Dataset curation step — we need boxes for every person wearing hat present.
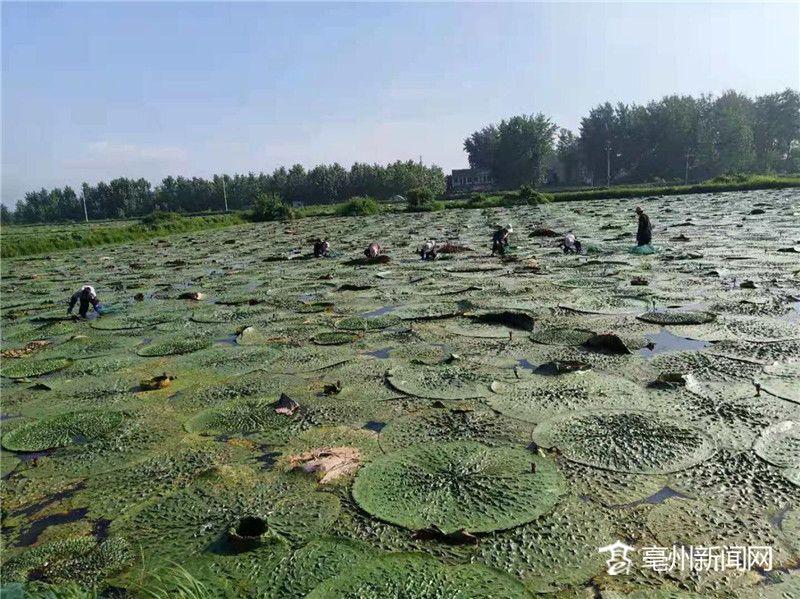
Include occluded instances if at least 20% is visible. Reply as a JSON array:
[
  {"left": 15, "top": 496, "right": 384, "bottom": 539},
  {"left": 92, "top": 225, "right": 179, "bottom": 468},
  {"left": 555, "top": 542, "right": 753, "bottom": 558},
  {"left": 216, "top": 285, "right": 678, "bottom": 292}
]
[
  {"left": 635, "top": 207, "right": 652, "bottom": 246},
  {"left": 67, "top": 284, "right": 102, "bottom": 318},
  {"left": 420, "top": 239, "right": 438, "bottom": 261},
  {"left": 364, "top": 242, "right": 382, "bottom": 259},
  {"left": 491, "top": 224, "right": 513, "bottom": 256},
  {"left": 562, "top": 231, "right": 582, "bottom": 254}
]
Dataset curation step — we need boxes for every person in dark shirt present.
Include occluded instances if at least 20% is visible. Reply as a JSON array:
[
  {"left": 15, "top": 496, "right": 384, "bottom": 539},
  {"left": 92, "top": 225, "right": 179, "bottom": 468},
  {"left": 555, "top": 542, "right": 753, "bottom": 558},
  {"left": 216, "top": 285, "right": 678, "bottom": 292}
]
[
  {"left": 491, "top": 224, "right": 513, "bottom": 256},
  {"left": 364, "top": 242, "right": 382, "bottom": 259},
  {"left": 635, "top": 207, "right": 652, "bottom": 246},
  {"left": 67, "top": 285, "right": 102, "bottom": 318}
]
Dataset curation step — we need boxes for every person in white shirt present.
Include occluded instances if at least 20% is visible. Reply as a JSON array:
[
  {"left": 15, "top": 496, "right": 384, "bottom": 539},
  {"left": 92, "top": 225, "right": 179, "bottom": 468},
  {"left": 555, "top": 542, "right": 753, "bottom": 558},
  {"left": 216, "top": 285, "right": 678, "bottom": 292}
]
[{"left": 562, "top": 231, "right": 582, "bottom": 254}]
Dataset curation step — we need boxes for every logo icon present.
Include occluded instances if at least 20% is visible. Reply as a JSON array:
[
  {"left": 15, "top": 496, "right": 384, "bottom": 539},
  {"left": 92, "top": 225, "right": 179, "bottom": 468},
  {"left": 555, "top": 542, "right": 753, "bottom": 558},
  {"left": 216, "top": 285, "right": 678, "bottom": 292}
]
[{"left": 598, "top": 540, "right": 636, "bottom": 575}]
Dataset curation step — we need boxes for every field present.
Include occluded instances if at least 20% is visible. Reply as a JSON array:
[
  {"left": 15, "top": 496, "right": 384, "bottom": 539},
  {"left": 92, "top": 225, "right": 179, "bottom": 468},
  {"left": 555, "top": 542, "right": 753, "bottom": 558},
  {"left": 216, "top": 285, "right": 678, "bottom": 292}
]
[{"left": 1, "top": 189, "right": 799, "bottom": 597}]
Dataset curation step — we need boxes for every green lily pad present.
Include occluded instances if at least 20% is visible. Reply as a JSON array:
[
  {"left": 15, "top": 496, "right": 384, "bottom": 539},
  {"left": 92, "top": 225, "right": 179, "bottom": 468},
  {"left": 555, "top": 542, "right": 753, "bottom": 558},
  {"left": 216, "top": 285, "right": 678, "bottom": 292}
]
[
  {"left": 533, "top": 410, "right": 715, "bottom": 474},
  {"left": 136, "top": 336, "right": 211, "bottom": 356},
  {"left": 2, "top": 410, "right": 124, "bottom": 452},
  {"left": 307, "top": 553, "right": 532, "bottom": 599},
  {"left": 352, "top": 441, "right": 565, "bottom": 534},
  {"left": 637, "top": 310, "right": 716, "bottom": 325},
  {"left": 753, "top": 421, "right": 799, "bottom": 468},
  {"left": 2, "top": 357, "right": 72, "bottom": 379},
  {"left": 379, "top": 407, "right": 530, "bottom": 452},
  {"left": 313, "top": 331, "right": 361, "bottom": 345},
  {"left": 386, "top": 364, "right": 495, "bottom": 400}
]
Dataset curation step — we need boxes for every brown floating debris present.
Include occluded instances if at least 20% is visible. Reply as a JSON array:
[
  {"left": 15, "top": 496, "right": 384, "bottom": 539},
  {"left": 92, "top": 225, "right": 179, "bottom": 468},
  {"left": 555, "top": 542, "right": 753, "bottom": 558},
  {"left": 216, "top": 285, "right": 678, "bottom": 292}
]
[
  {"left": 140, "top": 373, "right": 176, "bottom": 391},
  {"left": 1, "top": 340, "right": 50, "bottom": 359},
  {"left": 275, "top": 393, "right": 300, "bottom": 416},
  {"left": 322, "top": 380, "right": 343, "bottom": 395},
  {"left": 287, "top": 446, "right": 361, "bottom": 484},
  {"left": 630, "top": 276, "right": 649, "bottom": 286},
  {"left": 178, "top": 291, "right": 205, "bottom": 301},
  {"left": 582, "top": 333, "right": 633, "bottom": 355}
]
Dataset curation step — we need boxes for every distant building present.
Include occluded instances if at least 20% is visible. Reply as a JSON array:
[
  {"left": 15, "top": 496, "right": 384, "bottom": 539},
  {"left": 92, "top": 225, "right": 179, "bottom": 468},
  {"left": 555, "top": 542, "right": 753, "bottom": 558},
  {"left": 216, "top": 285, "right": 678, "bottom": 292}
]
[{"left": 447, "top": 168, "right": 495, "bottom": 193}]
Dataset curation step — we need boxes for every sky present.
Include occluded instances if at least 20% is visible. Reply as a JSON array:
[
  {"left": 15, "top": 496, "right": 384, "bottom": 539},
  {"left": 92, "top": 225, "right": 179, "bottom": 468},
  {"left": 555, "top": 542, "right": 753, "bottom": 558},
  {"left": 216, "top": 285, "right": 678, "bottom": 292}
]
[{"left": 2, "top": 2, "right": 798, "bottom": 207}]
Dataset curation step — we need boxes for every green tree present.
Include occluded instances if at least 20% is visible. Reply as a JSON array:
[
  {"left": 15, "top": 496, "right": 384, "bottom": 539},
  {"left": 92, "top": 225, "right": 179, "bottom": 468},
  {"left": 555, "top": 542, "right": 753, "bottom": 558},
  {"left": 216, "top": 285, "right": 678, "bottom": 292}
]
[
  {"left": 250, "top": 192, "right": 294, "bottom": 221},
  {"left": 493, "top": 114, "right": 558, "bottom": 188},
  {"left": 696, "top": 91, "right": 755, "bottom": 178},
  {"left": 556, "top": 128, "right": 583, "bottom": 185},
  {"left": 753, "top": 89, "right": 800, "bottom": 172},
  {"left": 464, "top": 125, "right": 500, "bottom": 170}
]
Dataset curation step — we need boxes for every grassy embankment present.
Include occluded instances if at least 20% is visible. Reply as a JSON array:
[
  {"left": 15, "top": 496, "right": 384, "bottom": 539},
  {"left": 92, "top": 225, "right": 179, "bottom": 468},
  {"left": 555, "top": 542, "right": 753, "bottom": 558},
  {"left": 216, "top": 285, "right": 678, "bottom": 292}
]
[
  {"left": 3, "top": 174, "right": 798, "bottom": 258},
  {"left": 1, "top": 212, "right": 244, "bottom": 258}
]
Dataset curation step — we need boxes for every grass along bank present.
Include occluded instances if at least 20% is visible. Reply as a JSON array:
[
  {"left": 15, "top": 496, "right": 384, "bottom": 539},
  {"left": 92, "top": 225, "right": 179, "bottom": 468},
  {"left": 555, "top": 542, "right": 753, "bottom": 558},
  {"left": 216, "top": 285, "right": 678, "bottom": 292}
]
[
  {"left": 3, "top": 174, "right": 797, "bottom": 258},
  {"left": 1, "top": 212, "right": 245, "bottom": 258}
]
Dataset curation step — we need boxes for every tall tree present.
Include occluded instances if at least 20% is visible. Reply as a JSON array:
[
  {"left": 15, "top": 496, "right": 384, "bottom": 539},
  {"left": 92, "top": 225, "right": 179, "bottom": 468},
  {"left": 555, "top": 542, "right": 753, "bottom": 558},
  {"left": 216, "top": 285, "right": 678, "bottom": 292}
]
[
  {"left": 463, "top": 125, "right": 500, "bottom": 171},
  {"left": 490, "top": 114, "right": 558, "bottom": 187},
  {"left": 753, "top": 89, "right": 800, "bottom": 171}
]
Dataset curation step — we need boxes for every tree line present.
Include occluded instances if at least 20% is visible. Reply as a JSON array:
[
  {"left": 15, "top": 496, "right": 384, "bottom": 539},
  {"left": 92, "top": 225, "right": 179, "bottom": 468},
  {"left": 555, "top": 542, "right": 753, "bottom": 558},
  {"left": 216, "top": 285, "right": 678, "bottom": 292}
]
[
  {"left": 4, "top": 160, "right": 445, "bottom": 224},
  {"left": 464, "top": 89, "right": 799, "bottom": 188},
  {"left": 4, "top": 88, "right": 797, "bottom": 225}
]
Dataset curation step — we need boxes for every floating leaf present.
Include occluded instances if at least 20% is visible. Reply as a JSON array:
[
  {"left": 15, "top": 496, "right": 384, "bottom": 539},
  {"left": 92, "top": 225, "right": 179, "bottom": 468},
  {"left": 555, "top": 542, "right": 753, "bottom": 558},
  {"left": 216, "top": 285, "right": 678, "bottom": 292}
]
[{"left": 352, "top": 441, "right": 565, "bottom": 534}]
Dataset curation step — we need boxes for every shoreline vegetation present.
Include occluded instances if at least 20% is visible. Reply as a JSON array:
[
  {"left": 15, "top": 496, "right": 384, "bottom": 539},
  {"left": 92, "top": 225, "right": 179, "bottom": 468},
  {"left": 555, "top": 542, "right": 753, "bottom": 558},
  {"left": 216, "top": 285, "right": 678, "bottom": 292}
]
[{"left": 2, "top": 173, "right": 798, "bottom": 258}]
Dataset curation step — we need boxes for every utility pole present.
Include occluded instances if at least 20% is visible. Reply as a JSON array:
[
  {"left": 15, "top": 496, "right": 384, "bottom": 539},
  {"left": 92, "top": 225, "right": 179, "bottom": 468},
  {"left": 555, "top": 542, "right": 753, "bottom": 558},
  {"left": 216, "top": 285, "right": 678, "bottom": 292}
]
[
  {"left": 222, "top": 177, "right": 229, "bottom": 212},
  {"left": 82, "top": 195, "right": 89, "bottom": 223},
  {"left": 684, "top": 149, "right": 693, "bottom": 185},
  {"left": 605, "top": 142, "right": 611, "bottom": 187}
]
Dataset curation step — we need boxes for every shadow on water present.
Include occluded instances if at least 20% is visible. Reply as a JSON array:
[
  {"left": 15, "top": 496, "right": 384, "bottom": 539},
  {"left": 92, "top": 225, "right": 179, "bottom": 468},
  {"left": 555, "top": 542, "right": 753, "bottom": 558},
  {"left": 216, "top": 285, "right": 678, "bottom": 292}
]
[
  {"left": 92, "top": 518, "right": 112, "bottom": 541},
  {"left": 611, "top": 486, "right": 690, "bottom": 509},
  {"left": 363, "top": 421, "right": 386, "bottom": 433},
  {"left": 639, "top": 329, "right": 710, "bottom": 358},
  {"left": 13, "top": 483, "right": 86, "bottom": 518},
  {"left": 256, "top": 451, "right": 281, "bottom": 470},
  {"left": 363, "top": 347, "right": 393, "bottom": 359},
  {"left": 516, "top": 359, "right": 538, "bottom": 371},
  {"left": 16, "top": 507, "right": 89, "bottom": 547},
  {"left": 216, "top": 333, "right": 238, "bottom": 346}
]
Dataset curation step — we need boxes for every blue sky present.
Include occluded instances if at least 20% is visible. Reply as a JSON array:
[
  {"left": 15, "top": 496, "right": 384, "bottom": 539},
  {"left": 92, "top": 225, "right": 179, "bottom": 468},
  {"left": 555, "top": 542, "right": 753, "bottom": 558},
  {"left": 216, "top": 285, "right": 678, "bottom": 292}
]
[{"left": 2, "top": 2, "right": 798, "bottom": 206}]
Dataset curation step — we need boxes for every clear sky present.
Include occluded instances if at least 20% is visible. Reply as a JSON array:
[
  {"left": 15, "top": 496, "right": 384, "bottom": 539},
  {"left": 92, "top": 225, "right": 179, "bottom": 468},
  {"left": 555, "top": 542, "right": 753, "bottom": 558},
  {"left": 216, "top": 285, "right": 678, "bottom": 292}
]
[{"left": 2, "top": 1, "right": 798, "bottom": 206}]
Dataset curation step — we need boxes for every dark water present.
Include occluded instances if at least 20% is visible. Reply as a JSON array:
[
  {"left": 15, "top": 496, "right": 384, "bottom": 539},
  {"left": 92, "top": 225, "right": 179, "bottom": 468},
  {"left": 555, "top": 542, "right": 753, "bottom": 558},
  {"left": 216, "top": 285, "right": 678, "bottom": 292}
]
[
  {"left": 216, "top": 333, "right": 238, "bottom": 346},
  {"left": 256, "top": 451, "right": 281, "bottom": 469},
  {"left": 13, "top": 483, "right": 86, "bottom": 518},
  {"left": 516, "top": 359, "right": 538, "bottom": 371},
  {"left": 16, "top": 507, "right": 89, "bottom": 547},
  {"left": 363, "top": 421, "right": 386, "bottom": 433},
  {"left": 639, "top": 329, "right": 710, "bottom": 358},
  {"left": 364, "top": 347, "right": 393, "bottom": 359},
  {"left": 611, "top": 486, "right": 690, "bottom": 509}
]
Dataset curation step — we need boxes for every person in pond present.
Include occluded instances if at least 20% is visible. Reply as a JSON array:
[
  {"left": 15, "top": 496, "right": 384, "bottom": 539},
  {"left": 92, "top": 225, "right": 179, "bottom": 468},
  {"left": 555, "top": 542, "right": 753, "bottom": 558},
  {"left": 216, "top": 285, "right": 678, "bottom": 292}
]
[
  {"left": 313, "top": 238, "right": 331, "bottom": 258},
  {"left": 364, "top": 242, "right": 382, "bottom": 259},
  {"left": 635, "top": 206, "right": 652, "bottom": 246},
  {"left": 491, "top": 224, "right": 513, "bottom": 256},
  {"left": 67, "top": 285, "right": 102, "bottom": 318},
  {"left": 420, "top": 239, "right": 438, "bottom": 261},
  {"left": 562, "top": 231, "right": 582, "bottom": 254}
]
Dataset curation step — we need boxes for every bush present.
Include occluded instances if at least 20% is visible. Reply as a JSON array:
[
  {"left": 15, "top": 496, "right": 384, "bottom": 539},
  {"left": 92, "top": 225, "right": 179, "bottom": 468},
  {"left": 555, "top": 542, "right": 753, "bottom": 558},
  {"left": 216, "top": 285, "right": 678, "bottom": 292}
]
[
  {"left": 140, "top": 211, "right": 183, "bottom": 228},
  {"left": 337, "top": 196, "right": 380, "bottom": 216},
  {"left": 250, "top": 193, "right": 295, "bottom": 222},
  {"left": 518, "top": 185, "right": 552, "bottom": 205},
  {"left": 709, "top": 173, "right": 750, "bottom": 184},
  {"left": 406, "top": 187, "right": 443, "bottom": 212}
]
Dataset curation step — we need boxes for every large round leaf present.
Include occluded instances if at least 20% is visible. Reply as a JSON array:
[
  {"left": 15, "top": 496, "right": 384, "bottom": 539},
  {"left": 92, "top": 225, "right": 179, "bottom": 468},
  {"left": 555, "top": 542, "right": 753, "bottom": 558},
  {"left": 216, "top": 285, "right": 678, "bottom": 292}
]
[{"left": 352, "top": 441, "right": 565, "bottom": 534}]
